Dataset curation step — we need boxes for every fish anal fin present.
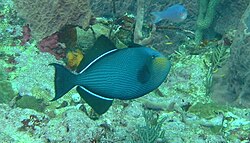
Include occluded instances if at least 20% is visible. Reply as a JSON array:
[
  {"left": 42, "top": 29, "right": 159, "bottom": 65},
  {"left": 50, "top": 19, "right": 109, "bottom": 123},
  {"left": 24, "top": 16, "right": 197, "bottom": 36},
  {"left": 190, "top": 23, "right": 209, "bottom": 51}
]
[{"left": 76, "top": 86, "right": 113, "bottom": 115}]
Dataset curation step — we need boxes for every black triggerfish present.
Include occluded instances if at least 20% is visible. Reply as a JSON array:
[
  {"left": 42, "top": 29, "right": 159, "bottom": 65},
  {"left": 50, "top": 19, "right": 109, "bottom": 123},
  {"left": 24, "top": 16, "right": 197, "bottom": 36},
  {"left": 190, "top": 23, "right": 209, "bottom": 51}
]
[{"left": 50, "top": 35, "right": 171, "bottom": 115}]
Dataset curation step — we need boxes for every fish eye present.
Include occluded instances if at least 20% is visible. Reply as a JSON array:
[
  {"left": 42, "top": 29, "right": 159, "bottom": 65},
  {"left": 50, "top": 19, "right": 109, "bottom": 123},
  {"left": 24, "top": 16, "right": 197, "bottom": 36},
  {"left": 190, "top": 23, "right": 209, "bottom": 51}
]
[{"left": 152, "top": 55, "right": 156, "bottom": 59}]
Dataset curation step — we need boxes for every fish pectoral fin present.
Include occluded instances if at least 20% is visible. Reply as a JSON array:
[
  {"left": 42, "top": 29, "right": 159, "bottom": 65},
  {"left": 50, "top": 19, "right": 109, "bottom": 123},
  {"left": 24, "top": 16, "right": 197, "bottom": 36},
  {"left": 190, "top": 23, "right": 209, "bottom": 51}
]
[
  {"left": 137, "top": 64, "right": 151, "bottom": 84},
  {"left": 76, "top": 86, "right": 113, "bottom": 115}
]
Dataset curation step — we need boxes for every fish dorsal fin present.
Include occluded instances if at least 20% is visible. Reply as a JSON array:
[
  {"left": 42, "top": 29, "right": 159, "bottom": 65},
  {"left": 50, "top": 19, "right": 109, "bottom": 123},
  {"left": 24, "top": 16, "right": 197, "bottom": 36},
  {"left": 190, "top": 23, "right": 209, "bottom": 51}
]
[
  {"left": 137, "top": 64, "right": 151, "bottom": 84},
  {"left": 76, "top": 35, "right": 117, "bottom": 73},
  {"left": 127, "top": 42, "right": 143, "bottom": 48},
  {"left": 76, "top": 86, "right": 113, "bottom": 115}
]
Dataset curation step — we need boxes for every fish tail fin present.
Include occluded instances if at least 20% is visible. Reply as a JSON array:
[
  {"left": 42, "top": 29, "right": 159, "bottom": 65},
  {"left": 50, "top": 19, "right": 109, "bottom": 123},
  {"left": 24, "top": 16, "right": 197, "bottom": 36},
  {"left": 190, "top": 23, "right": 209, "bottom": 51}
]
[
  {"left": 151, "top": 12, "right": 162, "bottom": 24},
  {"left": 50, "top": 63, "right": 77, "bottom": 101}
]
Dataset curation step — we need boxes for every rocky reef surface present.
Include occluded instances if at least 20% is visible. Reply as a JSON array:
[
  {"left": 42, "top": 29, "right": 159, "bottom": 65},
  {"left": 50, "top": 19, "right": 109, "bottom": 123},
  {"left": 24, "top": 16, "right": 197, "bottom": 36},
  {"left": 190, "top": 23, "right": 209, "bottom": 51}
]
[{"left": 0, "top": 0, "right": 249, "bottom": 142}]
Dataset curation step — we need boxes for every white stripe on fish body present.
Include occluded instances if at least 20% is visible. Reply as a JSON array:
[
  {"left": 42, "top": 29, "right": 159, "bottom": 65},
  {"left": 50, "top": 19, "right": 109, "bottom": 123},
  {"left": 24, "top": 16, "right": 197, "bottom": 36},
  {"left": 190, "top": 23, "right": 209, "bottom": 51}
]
[
  {"left": 79, "top": 49, "right": 118, "bottom": 74},
  {"left": 78, "top": 86, "right": 113, "bottom": 101}
]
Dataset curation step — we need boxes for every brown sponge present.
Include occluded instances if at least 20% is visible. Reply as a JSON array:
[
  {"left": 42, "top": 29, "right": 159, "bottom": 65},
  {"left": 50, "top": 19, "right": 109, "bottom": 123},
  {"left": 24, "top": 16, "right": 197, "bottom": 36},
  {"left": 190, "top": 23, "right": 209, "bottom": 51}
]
[{"left": 13, "top": 0, "right": 92, "bottom": 41}]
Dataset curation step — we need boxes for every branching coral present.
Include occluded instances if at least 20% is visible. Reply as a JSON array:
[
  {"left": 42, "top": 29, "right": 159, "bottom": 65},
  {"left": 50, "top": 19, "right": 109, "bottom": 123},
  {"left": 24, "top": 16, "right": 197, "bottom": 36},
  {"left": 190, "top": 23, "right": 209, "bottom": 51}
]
[
  {"left": 195, "top": 0, "right": 221, "bottom": 44},
  {"left": 133, "top": 0, "right": 155, "bottom": 45}
]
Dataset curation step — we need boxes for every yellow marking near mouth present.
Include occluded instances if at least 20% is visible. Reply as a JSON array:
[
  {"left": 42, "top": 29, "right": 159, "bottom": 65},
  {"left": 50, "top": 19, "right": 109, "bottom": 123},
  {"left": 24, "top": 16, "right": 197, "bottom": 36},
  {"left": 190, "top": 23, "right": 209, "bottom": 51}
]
[{"left": 154, "top": 57, "right": 168, "bottom": 68}]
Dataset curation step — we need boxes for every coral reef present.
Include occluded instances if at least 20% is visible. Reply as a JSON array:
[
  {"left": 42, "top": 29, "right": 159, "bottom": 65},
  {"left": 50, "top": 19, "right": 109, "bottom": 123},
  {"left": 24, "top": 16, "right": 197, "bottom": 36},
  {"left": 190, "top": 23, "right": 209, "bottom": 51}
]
[
  {"left": 90, "top": 0, "right": 199, "bottom": 53},
  {"left": 188, "top": 102, "right": 231, "bottom": 119},
  {"left": 0, "top": 104, "right": 48, "bottom": 143},
  {"left": 214, "top": 0, "right": 249, "bottom": 35},
  {"left": 0, "top": 0, "right": 24, "bottom": 47},
  {"left": 163, "top": 51, "right": 208, "bottom": 102},
  {"left": 90, "top": 0, "right": 198, "bottom": 29},
  {"left": 38, "top": 33, "right": 66, "bottom": 59},
  {"left": 16, "top": 95, "right": 47, "bottom": 112},
  {"left": 8, "top": 42, "right": 60, "bottom": 100},
  {"left": 0, "top": 79, "right": 15, "bottom": 104},
  {"left": 58, "top": 26, "right": 77, "bottom": 49},
  {"left": 133, "top": 0, "right": 154, "bottom": 45},
  {"left": 1, "top": 1, "right": 250, "bottom": 142},
  {"left": 43, "top": 109, "right": 100, "bottom": 142},
  {"left": 13, "top": 0, "right": 93, "bottom": 41},
  {"left": 132, "top": 111, "right": 167, "bottom": 142},
  {"left": 1, "top": 41, "right": 249, "bottom": 142},
  {"left": 19, "top": 114, "right": 49, "bottom": 133},
  {"left": 20, "top": 25, "right": 31, "bottom": 46},
  {"left": 195, "top": 0, "right": 221, "bottom": 44},
  {"left": 212, "top": 2, "right": 250, "bottom": 107},
  {"left": 89, "top": 0, "right": 247, "bottom": 50},
  {"left": 0, "top": 63, "right": 15, "bottom": 104},
  {"left": 203, "top": 42, "right": 230, "bottom": 96}
]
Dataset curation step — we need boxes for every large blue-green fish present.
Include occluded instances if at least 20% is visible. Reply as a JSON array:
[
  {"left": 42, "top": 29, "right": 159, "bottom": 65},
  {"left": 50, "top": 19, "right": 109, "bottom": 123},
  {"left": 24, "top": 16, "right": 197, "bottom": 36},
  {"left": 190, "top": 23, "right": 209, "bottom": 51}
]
[{"left": 50, "top": 35, "right": 171, "bottom": 115}]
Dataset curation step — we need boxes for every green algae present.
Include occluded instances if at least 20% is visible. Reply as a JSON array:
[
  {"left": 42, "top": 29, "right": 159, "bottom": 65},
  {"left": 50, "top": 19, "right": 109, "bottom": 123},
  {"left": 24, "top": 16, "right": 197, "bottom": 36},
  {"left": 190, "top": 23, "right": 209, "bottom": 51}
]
[
  {"left": 188, "top": 102, "right": 231, "bottom": 119},
  {"left": 0, "top": 80, "right": 15, "bottom": 104},
  {"left": 16, "top": 96, "right": 47, "bottom": 112},
  {"left": 0, "top": 64, "right": 16, "bottom": 104},
  {"left": 31, "top": 86, "right": 51, "bottom": 101},
  {"left": 132, "top": 111, "right": 167, "bottom": 143}
]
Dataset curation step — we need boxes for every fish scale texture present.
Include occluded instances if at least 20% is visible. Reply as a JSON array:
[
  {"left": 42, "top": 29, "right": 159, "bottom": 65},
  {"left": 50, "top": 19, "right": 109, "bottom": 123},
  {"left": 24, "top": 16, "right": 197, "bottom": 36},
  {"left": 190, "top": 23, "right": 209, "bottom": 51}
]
[
  {"left": 13, "top": 0, "right": 92, "bottom": 41},
  {"left": 80, "top": 49, "right": 148, "bottom": 99},
  {"left": 78, "top": 48, "right": 170, "bottom": 100}
]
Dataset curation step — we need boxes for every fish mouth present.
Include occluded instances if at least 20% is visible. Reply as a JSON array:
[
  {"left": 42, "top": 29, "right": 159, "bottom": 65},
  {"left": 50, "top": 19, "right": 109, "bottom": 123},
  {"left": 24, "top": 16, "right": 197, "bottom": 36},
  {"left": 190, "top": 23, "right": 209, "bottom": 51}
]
[{"left": 180, "top": 12, "right": 187, "bottom": 20}]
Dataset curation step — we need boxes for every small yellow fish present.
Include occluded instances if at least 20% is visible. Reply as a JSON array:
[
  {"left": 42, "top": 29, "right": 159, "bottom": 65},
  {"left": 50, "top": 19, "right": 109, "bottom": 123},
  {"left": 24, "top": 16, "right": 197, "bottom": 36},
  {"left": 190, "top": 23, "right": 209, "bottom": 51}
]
[
  {"left": 165, "top": 42, "right": 173, "bottom": 45},
  {"left": 66, "top": 49, "right": 83, "bottom": 69}
]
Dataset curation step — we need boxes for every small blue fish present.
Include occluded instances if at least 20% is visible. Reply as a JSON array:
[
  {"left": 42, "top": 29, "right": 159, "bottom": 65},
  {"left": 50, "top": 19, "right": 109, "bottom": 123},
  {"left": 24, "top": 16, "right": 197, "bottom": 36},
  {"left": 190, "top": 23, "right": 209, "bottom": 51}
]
[
  {"left": 50, "top": 36, "right": 171, "bottom": 115},
  {"left": 151, "top": 4, "right": 187, "bottom": 24}
]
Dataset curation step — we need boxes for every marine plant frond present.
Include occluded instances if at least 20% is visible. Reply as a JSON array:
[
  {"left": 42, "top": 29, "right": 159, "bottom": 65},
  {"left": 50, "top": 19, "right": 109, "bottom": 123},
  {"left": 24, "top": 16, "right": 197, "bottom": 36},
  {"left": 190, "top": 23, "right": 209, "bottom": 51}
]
[
  {"left": 205, "top": 66, "right": 213, "bottom": 96},
  {"left": 204, "top": 41, "right": 230, "bottom": 96},
  {"left": 210, "top": 42, "right": 229, "bottom": 71},
  {"left": 131, "top": 110, "right": 167, "bottom": 143}
]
